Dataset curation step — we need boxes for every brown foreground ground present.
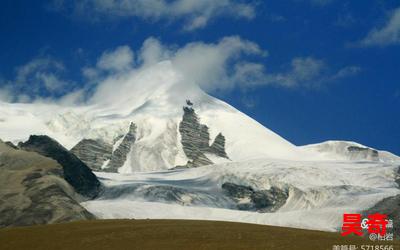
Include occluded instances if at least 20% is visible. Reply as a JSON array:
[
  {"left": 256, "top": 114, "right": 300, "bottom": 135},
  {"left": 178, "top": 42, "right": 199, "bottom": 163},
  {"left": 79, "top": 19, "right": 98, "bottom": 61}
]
[{"left": 0, "top": 219, "right": 398, "bottom": 250}]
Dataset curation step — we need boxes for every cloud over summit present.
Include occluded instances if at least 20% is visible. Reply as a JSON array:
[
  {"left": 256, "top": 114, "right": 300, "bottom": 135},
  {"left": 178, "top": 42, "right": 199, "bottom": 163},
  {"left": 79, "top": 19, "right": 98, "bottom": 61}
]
[{"left": 0, "top": 36, "right": 360, "bottom": 105}]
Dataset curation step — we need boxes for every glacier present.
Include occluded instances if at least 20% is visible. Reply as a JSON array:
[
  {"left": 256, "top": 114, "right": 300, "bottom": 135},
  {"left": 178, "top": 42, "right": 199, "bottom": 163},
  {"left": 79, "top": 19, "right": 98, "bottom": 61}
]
[{"left": 82, "top": 159, "right": 399, "bottom": 231}]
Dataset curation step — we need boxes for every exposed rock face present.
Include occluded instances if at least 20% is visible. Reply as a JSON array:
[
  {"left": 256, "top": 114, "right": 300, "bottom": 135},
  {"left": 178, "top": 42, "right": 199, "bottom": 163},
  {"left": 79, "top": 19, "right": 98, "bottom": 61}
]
[
  {"left": 100, "top": 183, "right": 235, "bottom": 208},
  {"left": 0, "top": 141, "right": 95, "bottom": 227},
  {"left": 347, "top": 146, "right": 379, "bottom": 161},
  {"left": 210, "top": 133, "right": 228, "bottom": 158},
  {"left": 222, "top": 182, "right": 288, "bottom": 212},
  {"left": 105, "top": 122, "right": 137, "bottom": 172},
  {"left": 18, "top": 135, "right": 102, "bottom": 199},
  {"left": 71, "top": 139, "right": 113, "bottom": 171},
  {"left": 178, "top": 103, "right": 228, "bottom": 168},
  {"left": 179, "top": 107, "right": 208, "bottom": 158}
]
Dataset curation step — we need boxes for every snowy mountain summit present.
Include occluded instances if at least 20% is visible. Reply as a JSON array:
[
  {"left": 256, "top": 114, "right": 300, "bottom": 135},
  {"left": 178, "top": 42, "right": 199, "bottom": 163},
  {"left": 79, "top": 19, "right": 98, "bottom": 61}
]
[
  {"left": 0, "top": 61, "right": 399, "bottom": 232},
  {"left": 0, "top": 61, "right": 397, "bottom": 173}
]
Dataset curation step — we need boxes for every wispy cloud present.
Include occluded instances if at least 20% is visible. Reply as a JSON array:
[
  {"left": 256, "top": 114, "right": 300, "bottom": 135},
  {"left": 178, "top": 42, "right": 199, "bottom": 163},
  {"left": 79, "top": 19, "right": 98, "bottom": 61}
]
[
  {"left": 0, "top": 37, "right": 361, "bottom": 104},
  {"left": 79, "top": 38, "right": 362, "bottom": 104},
  {"left": 0, "top": 57, "right": 75, "bottom": 103},
  {"left": 85, "top": 36, "right": 267, "bottom": 94},
  {"left": 51, "top": 0, "right": 256, "bottom": 31},
  {"left": 234, "top": 57, "right": 361, "bottom": 88},
  {"left": 360, "top": 7, "right": 400, "bottom": 47}
]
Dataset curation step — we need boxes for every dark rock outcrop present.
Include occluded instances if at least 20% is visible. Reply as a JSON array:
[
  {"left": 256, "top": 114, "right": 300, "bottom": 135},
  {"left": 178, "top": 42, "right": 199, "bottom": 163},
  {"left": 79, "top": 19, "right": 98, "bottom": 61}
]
[
  {"left": 186, "top": 99, "right": 193, "bottom": 106},
  {"left": 210, "top": 133, "right": 228, "bottom": 158},
  {"left": 0, "top": 141, "right": 95, "bottom": 227},
  {"left": 347, "top": 146, "right": 379, "bottom": 161},
  {"left": 101, "top": 184, "right": 234, "bottom": 208},
  {"left": 179, "top": 106, "right": 213, "bottom": 167},
  {"left": 71, "top": 139, "right": 113, "bottom": 171},
  {"left": 18, "top": 135, "right": 101, "bottom": 199},
  {"left": 222, "top": 182, "right": 288, "bottom": 212},
  {"left": 222, "top": 182, "right": 255, "bottom": 198},
  {"left": 105, "top": 122, "right": 137, "bottom": 172},
  {"left": 178, "top": 103, "right": 228, "bottom": 168}
]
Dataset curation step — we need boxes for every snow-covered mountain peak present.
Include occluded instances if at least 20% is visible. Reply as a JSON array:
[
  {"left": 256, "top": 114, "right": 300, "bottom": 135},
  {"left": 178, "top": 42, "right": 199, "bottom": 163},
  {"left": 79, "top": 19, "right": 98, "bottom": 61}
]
[
  {"left": 0, "top": 60, "right": 398, "bottom": 172},
  {"left": 0, "top": 60, "right": 305, "bottom": 172},
  {"left": 87, "top": 61, "right": 216, "bottom": 117}
]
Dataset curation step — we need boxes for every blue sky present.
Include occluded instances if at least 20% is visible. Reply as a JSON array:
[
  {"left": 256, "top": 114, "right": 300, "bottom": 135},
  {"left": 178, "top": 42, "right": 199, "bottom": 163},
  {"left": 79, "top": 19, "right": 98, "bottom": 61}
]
[{"left": 0, "top": 0, "right": 399, "bottom": 154}]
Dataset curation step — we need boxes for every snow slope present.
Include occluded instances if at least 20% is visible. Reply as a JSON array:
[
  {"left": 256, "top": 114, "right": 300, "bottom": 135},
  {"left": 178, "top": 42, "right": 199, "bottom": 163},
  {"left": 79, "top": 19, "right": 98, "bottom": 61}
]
[
  {"left": 302, "top": 141, "right": 400, "bottom": 163},
  {"left": 0, "top": 61, "right": 322, "bottom": 173},
  {"left": 83, "top": 158, "right": 400, "bottom": 231}
]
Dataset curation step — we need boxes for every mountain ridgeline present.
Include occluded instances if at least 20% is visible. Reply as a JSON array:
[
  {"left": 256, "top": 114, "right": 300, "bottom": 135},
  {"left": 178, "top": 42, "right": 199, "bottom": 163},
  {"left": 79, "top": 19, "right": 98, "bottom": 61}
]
[
  {"left": 71, "top": 101, "right": 229, "bottom": 172},
  {"left": 70, "top": 139, "right": 113, "bottom": 171},
  {"left": 106, "top": 122, "right": 137, "bottom": 172},
  {"left": 70, "top": 124, "right": 137, "bottom": 173},
  {"left": 18, "top": 135, "right": 102, "bottom": 199},
  {"left": 0, "top": 139, "right": 96, "bottom": 227}
]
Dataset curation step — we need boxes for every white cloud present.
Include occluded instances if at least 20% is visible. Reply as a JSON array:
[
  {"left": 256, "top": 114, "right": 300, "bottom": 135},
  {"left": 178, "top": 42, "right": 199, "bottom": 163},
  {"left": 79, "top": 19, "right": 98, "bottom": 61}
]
[
  {"left": 97, "top": 45, "right": 134, "bottom": 72},
  {"left": 138, "top": 37, "right": 171, "bottom": 65},
  {"left": 170, "top": 36, "right": 267, "bottom": 91},
  {"left": 84, "top": 38, "right": 361, "bottom": 108},
  {"left": 53, "top": 0, "right": 255, "bottom": 31},
  {"left": 82, "top": 46, "right": 135, "bottom": 82},
  {"left": 84, "top": 36, "right": 267, "bottom": 93},
  {"left": 290, "top": 57, "right": 326, "bottom": 82},
  {"left": 360, "top": 7, "right": 400, "bottom": 47},
  {"left": 15, "top": 58, "right": 64, "bottom": 85},
  {"left": 0, "top": 37, "right": 361, "bottom": 104},
  {"left": 0, "top": 57, "right": 74, "bottom": 103},
  {"left": 232, "top": 62, "right": 268, "bottom": 87},
  {"left": 331, "top": 66, "right": 361, "bottom": 79},
  {"left": 261, "top": 57, "right": 360, "bottom": 88}
]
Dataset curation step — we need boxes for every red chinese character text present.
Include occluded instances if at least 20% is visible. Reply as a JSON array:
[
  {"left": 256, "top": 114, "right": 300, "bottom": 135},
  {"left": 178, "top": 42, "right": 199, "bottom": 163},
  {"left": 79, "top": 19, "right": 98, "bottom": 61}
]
[
  {"left": 367, "top": 213, "right": 388, "bottom": 236},
  {"left": 341, "top": 213, "right": 363, "bottom": 236}
]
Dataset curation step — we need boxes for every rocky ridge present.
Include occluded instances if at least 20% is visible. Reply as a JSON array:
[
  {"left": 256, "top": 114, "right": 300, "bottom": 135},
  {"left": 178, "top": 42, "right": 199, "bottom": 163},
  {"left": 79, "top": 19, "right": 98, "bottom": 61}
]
[
  {"left": 221, "top": 182, "right": 288, "bottom": 212},
  {"left": 0, "top": 140, "right": 95, "bottom": 227},
  {"left": 19, "top": 135, "right": 102, "bottom": 199},
  {"left": 71, "top": 122, "right": 137, "bottom": 173},
  {"left": 105, "top": 122, "right": 137, "bottom": 172},
  {"left": 347, "top": 146, "right": 379, "bottom": 161},
  {"left": 71, "top": 139, "right": 113, "bottom": 171}
]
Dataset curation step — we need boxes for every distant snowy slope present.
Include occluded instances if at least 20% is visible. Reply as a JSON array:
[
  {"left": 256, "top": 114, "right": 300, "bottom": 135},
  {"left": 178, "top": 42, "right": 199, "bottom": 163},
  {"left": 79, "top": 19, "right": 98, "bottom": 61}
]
[{"left": 301, "top": 141, "right": 400, "bottom": 163}]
